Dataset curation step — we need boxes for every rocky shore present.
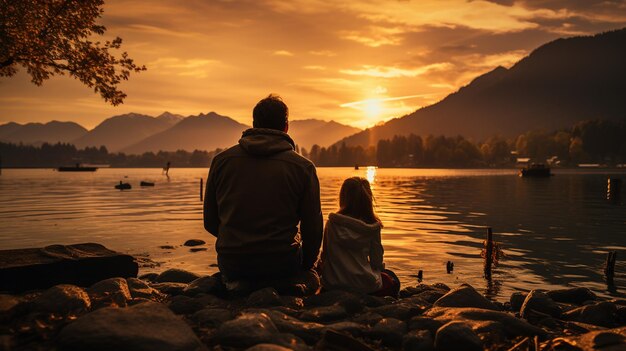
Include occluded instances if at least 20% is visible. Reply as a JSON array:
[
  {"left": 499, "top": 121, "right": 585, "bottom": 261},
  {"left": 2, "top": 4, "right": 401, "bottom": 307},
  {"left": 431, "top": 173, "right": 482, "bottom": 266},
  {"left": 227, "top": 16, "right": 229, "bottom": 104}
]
[{"left": 1, "top": 268, "right": 625, "bottom": 351}]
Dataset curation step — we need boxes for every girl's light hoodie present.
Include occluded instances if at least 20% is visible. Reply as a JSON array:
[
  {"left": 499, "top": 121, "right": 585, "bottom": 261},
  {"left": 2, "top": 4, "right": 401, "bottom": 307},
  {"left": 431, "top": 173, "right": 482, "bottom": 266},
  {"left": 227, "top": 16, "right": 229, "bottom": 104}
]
[{"left": 321, "top": 212, "right": 384, "bottom": 293}]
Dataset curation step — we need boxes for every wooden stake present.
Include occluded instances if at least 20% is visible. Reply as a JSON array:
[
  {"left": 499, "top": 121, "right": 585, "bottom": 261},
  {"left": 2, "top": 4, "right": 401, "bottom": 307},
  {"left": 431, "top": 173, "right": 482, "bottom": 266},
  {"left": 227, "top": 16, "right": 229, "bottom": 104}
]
[
  {"left": 417, "top": 270, "right": 423, "bottom": 282},
  {"left": 604, "top": 251, "right": 617, "bottom": 277},
  {"left": 200, "top": 178, "right": 203, "bottom": 202},
  {"left": 484, "top": 227, "right": 493, "bottom": 280}
]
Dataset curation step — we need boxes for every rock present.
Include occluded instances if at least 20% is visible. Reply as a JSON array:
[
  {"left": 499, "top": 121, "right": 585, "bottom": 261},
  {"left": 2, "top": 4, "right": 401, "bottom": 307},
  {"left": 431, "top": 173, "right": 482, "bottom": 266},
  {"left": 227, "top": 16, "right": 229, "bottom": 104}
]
[
  {"left": 520, "top": 290, "right": 562, "bottom": 320},
  {"left": 151, "top": 282, "right": 188, "bottom": 295},
  {"left": 247, "top": 287, "right": 282, "bottom": 307},
  {"left": 0, "top": 243, "right": 138, "bottom": 293},
  {"left": 215, "top": 313, "right": 280, "bottom": 348},
  {"left": 408, "top": 316, "right": 443, "bottom": 336},
  {"left": 370, "top": 302, "right": 425, "bottom": 320},
  {"left": 402, "top": 329, "right": 435, "bottom": 351},
  {"left": 127, "top": 278, "right": 163, "bottom": 300},
  {"left": 0, "top": 294, "right": 20, "bottom": 321},
  {"left": 300, "top": 305, "right": 348, "bottom": 322},
  {"left": 562, "top": 301, "right": 618, "bottom": 328},
  {"left": 415, "top": 290, "right": 447, "bottom": 304},
  {"left": 431, "top": 283, "right": 450, "bottom": 292},
  {"left": 550, "top": 326, "right": 626, "bottom": 351},
  {"left": 192, "top": 308, "right": 233, "bottom": 327},
  {"left": 304, "top": 290, "right": 360, "bottom": 307},
  {"left": 618, "top": 307, "right": 626, "bottom": 324},
  {"left": 245, "top": 344, "right": 292, "bottom": 351},
  {"left": 369, "top": 318, "right": 407, "bottom": 347},
  {"left": 547, "top": 287, "right": 597, "bottom": 305},
  {"left": 352, "top": 311, "right": 384, "bottom": 326},
  {"left": 279, "top": 296, "right": 305, "bottom": 309},
  {"left": 184, "top": 239, "right": 206, "bottom": 247},
  {"left": 324, "top": 321, "right": 368, "bottom": 336},
  {"left": 510, "top": 292, "right": 527, "bottom": 312},
  {"left": 57, "top": 301, "right": 204, "bottom": 351},
  {"left": 33, "top": 284, "right": 91, "bottom": 314},
  {"left": 183, "top": 275, "right": 220, "bottom": 296},
  {"left": 424, "top": 307, "right": 547, "bottom": 338},
  {"left": 156, "top": 269, "right": 200, "bottom": 284},
  {"left": 168, "top": 295, "right": 204, "bottom": 315},
  {"left": 433, "top": 284, "right": 498, "bottom": 310},
  {"left": 263, "top": 309, "right": 324, "bottom": 344},
  {"left": 318, "top": 329, "right": 376, "bottom": 351},
  {"left": 89, "top": 277, "right": 132, "bottom": 306},
  {"left": 434, "top": 321, "right": 483, "bottom": 351},
  {"left": 139, "top": 273, "right": 159, "bottom": 281}
]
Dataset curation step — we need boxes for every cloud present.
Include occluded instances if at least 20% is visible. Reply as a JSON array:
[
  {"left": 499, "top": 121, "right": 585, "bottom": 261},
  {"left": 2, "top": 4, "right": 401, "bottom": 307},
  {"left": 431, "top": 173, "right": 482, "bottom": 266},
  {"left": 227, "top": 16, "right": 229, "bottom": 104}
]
[
  {"left": 340, "top": 63, "right": 453, "bottom": 78},
  {"left": 273, "top": 50, "right": 295, "bottom": 56}
]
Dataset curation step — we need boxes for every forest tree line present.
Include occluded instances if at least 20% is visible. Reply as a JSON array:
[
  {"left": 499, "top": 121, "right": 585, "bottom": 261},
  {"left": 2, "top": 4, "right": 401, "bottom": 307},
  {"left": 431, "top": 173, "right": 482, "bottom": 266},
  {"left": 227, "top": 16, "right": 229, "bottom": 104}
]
[{"left": 1, "top": 119, "right": 625, "bottom": 168}]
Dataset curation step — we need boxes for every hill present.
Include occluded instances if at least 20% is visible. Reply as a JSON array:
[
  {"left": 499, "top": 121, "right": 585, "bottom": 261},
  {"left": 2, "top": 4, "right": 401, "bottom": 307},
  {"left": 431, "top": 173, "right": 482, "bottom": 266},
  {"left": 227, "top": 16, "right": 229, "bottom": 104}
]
[
  {"left": 338, "top": 28, "right": 626, "bottom": 147},
  {"left": 289, "top": 119, "right": 361, "bottom": 150},
  {"left": 121, "top": 112, "right": 249, "bottom": 154},
  {"left": 72, "top": 113, "right": 172, "bottom": 152},
  {"left": 0, "top": 121, "right": 87, "bottom": 144}
]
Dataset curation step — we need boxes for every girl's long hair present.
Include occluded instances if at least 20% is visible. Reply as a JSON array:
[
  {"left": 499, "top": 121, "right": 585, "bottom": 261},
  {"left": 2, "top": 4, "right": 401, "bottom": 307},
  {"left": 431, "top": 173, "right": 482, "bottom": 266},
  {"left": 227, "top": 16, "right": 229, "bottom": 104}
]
[{"left": 338, "top": 177, "right": 382, "bottom": 226}]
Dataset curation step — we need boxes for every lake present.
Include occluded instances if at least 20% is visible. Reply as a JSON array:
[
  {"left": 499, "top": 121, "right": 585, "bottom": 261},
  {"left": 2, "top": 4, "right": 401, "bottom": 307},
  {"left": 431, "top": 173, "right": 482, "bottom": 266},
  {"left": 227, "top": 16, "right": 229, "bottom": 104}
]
[{"left": 0, "top": 167, "right": 624, "bottom": 300}]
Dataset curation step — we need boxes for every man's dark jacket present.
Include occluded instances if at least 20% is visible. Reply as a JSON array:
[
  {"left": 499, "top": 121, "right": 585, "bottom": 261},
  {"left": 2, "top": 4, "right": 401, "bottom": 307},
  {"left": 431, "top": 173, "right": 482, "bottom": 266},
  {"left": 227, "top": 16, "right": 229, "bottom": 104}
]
[{"left": 203, "top": 128, "right": 323, "bottom": 273}]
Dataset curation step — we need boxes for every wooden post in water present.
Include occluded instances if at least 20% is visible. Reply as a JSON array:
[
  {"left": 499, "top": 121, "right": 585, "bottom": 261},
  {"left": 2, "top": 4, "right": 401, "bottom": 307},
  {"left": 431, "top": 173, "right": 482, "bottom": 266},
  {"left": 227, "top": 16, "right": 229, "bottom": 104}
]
[
  {"left": 200, "top": 178, "right": 203, "bottom": 202},
  {"left": 484, "top": 227, "right": 494, "bottom": 280},
  {"left": 446, "top": 261, "right": 454, "bottom": 273},
  {"left": 605, "top": 251, "right": 617, "bottom": 278},
  {"left": 417, "top": 270, "right": 423, "bottom": 282}
]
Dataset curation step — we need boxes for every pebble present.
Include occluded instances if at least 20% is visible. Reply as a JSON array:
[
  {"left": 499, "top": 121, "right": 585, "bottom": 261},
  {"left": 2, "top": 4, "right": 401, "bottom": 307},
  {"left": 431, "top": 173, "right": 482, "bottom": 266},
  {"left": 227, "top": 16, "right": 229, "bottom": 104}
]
[{"left": 183, "top": 239, "right": 206, "bottom": 247}]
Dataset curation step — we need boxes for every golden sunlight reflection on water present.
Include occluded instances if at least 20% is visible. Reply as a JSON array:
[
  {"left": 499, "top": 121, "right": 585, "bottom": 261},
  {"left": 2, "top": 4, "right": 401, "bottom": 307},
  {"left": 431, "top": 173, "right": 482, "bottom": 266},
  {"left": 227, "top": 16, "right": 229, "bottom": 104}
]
[{"left": 0, "top": 167, "right": 625, "bottom": 300}]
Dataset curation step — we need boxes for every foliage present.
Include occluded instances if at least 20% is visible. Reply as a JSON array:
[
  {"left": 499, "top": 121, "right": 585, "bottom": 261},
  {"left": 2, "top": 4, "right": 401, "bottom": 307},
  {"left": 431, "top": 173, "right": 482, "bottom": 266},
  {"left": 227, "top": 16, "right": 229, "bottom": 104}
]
[{"left": 0, "top": 0, "right": 145, "bottom": 105}]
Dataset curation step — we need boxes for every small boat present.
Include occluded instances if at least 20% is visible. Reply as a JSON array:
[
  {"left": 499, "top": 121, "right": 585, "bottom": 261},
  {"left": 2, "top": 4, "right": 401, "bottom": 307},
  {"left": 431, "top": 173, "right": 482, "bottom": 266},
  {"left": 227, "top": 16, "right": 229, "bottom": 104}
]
[
  {"left": 519, "top": 163, "right": 552, "bottom": 177},
  {"left": 115, "top": 182, "right": 132, "bottom": 190},
  {"left": 57, "top": 163, "right": 98, "bottom": 172},
  {"left": 140, "top": 181, "right": 155, "bottom": 187}
]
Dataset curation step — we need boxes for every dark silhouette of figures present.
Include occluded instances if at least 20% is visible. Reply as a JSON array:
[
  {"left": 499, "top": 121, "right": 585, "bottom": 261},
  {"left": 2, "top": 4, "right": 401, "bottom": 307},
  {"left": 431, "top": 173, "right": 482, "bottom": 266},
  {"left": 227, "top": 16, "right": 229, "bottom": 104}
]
[
  {"left": 203, "top": 94, "right": 323, "bottom": 296},
  {"left": 163, "top": 161, "right": 171, "bottom": 176}
]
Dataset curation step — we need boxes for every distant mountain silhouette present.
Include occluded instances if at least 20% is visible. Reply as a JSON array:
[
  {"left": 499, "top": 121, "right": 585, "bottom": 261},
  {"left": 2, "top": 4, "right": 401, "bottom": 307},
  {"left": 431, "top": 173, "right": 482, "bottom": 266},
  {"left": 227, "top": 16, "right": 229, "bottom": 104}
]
[
  {"left": 72, "top": 113, "right": 172, "bottom": 152},
  {"left": 0, "top": 121, "right": 87, "bottom": 145},
  {"left": 156, "top": 111, "right": 184, "bottom": 125},
  {"left": 289, "top": 119, "right": 361, "bottom": 150},
  {"left": 121, "top": 112, "right": 249, "bottom": 154},
  {"left": 339, "top": 28, "right": 626, "bottom": 147}
]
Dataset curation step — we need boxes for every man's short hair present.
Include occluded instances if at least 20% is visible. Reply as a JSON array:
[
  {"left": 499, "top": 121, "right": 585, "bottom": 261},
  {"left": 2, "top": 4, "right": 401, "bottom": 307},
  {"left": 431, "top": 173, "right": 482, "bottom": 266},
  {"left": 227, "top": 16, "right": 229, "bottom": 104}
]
[{"left": 253, "top": 94, "right": 288, "bottom": 131}]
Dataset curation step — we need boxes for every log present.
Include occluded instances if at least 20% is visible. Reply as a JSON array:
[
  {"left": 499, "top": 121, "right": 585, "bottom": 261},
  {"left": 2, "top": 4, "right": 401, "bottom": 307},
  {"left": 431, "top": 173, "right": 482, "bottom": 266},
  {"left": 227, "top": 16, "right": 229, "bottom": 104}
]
[{"left": 0, "top": 243, "right": 138, "bottom": 293}]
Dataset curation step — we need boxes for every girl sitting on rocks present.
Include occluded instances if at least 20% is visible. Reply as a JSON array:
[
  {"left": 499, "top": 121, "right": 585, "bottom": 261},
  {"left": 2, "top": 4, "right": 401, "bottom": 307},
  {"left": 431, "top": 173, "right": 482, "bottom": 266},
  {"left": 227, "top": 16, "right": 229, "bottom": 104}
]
[{"left": 320, "top": 176, "right": 400, "bottom": 297}]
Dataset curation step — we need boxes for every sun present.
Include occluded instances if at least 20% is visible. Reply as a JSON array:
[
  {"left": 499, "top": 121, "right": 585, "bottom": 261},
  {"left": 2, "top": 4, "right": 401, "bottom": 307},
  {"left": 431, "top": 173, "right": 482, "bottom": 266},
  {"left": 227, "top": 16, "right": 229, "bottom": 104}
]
[{"left": 364, "top": 99, "right": 382, "bottom": 118}]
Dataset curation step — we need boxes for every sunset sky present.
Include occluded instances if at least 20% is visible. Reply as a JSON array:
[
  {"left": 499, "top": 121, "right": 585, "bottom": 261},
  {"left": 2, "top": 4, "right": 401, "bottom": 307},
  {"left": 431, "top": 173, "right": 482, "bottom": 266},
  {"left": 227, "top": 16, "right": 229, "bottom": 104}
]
[{"left": 1, "top": 0, "right": 626, "bottom": 129}]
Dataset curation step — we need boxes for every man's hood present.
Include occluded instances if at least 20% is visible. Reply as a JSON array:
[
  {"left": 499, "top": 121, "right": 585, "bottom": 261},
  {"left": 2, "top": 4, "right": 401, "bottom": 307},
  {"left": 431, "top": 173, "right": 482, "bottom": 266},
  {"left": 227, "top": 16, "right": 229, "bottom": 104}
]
[
  {"left": 238, "top": 128, "right": 295, "bottom": 156},
  {"left": 327, "top": 212, "right": 382, "bottom": 244}
]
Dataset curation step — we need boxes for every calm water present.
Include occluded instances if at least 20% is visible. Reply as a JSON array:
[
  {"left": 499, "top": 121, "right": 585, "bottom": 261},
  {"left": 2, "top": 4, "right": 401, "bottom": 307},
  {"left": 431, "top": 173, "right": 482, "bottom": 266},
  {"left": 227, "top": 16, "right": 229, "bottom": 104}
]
[{"left": 1, "top": 167, "right": 625, "bottom": 300}]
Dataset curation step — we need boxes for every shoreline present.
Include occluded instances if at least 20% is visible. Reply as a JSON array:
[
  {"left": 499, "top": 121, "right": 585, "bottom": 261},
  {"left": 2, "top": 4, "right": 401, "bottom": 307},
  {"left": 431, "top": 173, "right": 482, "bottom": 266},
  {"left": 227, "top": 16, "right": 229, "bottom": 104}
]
[{"left": 2, "top": 268, "right": 625, "bottom": 351}]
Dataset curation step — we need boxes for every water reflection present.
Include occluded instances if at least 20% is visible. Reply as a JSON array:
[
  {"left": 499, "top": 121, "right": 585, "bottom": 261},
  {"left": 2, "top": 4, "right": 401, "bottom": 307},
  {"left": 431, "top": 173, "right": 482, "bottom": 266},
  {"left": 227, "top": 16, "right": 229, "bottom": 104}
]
[{"left": 0, "top": 168, "right": 624, "bottom": 300}]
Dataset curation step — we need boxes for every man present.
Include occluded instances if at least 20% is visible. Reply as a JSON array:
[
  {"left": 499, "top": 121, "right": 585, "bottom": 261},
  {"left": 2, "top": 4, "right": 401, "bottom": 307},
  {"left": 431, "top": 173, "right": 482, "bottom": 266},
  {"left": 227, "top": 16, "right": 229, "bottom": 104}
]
[{"left": 203, "top": 94, "right": 323, "bottom": 295}]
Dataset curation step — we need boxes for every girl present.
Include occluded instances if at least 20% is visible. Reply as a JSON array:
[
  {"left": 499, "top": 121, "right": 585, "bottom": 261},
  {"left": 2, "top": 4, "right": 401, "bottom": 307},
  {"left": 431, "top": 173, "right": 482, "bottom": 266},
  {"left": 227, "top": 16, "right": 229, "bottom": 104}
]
[{"left": 321, "top": 177, "right": 400, "bottom": 296}]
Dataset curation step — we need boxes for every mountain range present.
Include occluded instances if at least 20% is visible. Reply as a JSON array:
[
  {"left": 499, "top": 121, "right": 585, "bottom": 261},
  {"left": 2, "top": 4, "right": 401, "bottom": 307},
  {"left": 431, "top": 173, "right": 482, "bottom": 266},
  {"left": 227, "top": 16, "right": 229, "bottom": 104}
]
[
  {"left": 0, "top": 112, "right": 360, "bottom": 154},
  {"left": 338, "top": 27, "right": 626, "bottom": 147}
]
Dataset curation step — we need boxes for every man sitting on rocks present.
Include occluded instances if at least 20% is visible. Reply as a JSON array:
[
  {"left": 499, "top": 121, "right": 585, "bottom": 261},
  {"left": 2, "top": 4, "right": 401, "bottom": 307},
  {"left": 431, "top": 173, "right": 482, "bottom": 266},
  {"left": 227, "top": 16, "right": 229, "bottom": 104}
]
[{"left": 203, "top": 94, "right": 323, "bottom": 296}]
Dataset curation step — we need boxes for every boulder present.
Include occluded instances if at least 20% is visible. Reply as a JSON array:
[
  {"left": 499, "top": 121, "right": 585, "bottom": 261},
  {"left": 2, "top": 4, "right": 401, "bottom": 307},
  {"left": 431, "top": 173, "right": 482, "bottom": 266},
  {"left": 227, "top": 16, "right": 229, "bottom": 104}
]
[
  {"left": 510, "top": 292, "right": 528, "bottom": 312},
  {"left": 370, "top": 302, "right": 425, "bottom": 320},
  {"left": 408, "top": 316, "right": 444, "bottom": 336},
  {"left": 168, "top": 295, "right": 220, "bottom": 315},
  {"left": 434, "top": 321, "right": 483, "bottom": 351},
  {"left": 562, "top": 301, "right": 619, "bottom": 328},
  {"left": 151, "top": 282, "right": 188, "bottom": 295},
  {"left": 33, "top": 284, "right": 91, "bottom": 314},
  {"left": 433, "top": 284, "right": 498, "bottom": 310},
  {"left": 402, "top": 329, "right": 435, "bottom": 351},
  {"left": 183, "top": 239, "right": 206, "bottom": 247},
  {"left": 547, "top": 287, "right": 597, "bottom": 305},
  {"left": 192, "top": 308, "right": 233, "bottom": 327},
  {"left": 300, "top": 305, "right": 348, "bottom": 322},
  {"left": 369, "top": 318, "right": 407, "bottom": 347},
  {"left": 352, "top": 311, "right": 384, "bottom": 326},
  {"left": 0, "top": 294, "right": 20, "bottom": 321},
  {"left": 126, "top": 278, "right": 163, "bottom": 300},
  {"left": 139, "top": 273, "right": 159, "bottom": 281},
  {"left": 247, "top": 288, "right": 282, "bottom": 307},
  {"left": 550, "top": 326, "right": 626, "bottom": 351},
  {"left": 263, "top": 309, "right": 324, "bottom": 344},
  {"left": 156, "top": 269, "right": 200, "bottom": 284},
  {"left": 0, "top": 243, "right": 138, "bottom": 292},
  {"left": 89, "top": 277, "right": 132, "bottom": 306},
  {"left": 214, "top": 313, "right": 280, "bottom": 348},
  {"left": 318, "top": 329, "right": 376, "bottom": 351},
  {"left": 324, "top": 321, "right": 368, "bottom": 336},
  {"left": 245, "top": 344, "right": 292, "bottom": 351},
  {"left": 57, "top": 301, "right": 205, "bottom": 351},
  {"left": 520, "top": 290, "right": 562, "bottom": 320},
  {"left": 183, "top": 275, "right": 221, "bottom": 296},
  {"left": 424, "top": 307, "right": 547, "bottom": 338}
]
